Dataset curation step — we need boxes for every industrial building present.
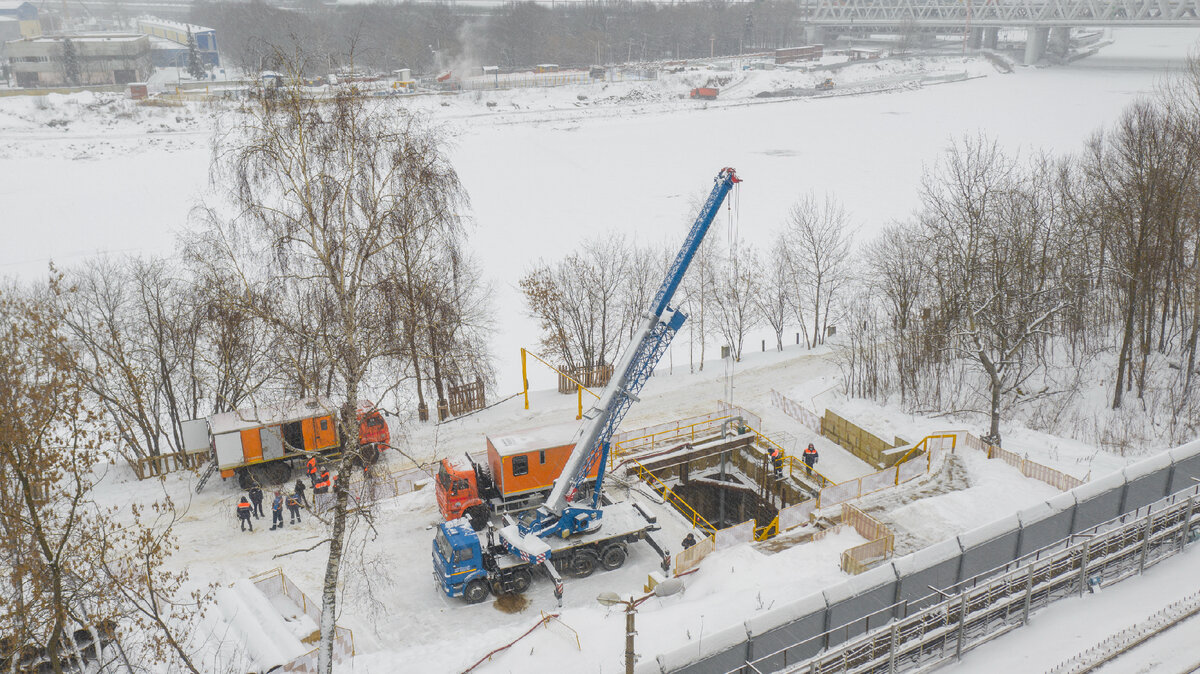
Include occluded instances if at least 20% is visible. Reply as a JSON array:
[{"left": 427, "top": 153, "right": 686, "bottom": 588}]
[
  {"left": 136, "top": 17, "right": 219, "bottom": 68},
  {"left": 0, "top": 1, "right": 40, "bottom": 37},
  {"left": 5, "top": 33, "right": 151, "bottom": 87}
]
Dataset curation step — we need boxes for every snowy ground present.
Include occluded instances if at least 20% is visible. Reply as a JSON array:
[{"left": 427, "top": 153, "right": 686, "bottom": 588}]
[
  {"left": 5, "top": 26, "right": 1200, "bottom": 673},
  {"left": 87, "top": 345, "right": 1122, "bottom": 672}
]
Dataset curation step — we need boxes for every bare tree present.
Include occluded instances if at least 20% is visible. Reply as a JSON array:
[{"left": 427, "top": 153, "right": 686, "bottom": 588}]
[
  {"left": 864, "top": 221, "right": 928, "bottom": 402},
  {"left": 785, "top": 193, "right": 853, "bottom": 349},
  {"left": 755, "top": 233, "right": 794, "bottom": 351},
  {"left": 710, "top": 241, "right": 760, "bottom": 360},
  {"left": 520, "top": 236, "right": 633, "bottom": 373},
  {"left": 190, "top": 66, "right": 466, "bottom": 671},
  {"left": 0, "top": 283, "right": 201, "bottom": 673},
  {"left": 1083, "top": 101, "right": 1197, "bottom": 409}
]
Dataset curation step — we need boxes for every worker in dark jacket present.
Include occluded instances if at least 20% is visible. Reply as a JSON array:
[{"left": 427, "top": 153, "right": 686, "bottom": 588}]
[
  {"left": 803, "top": 444, "right": 819, "bottom": 477},
  {"left": 236, "top": 496, "right": 254, "bottom": 532},
  {"left": 270, "top": 491, "right": 285, "bottom": 530},
  {"left": 768, "top": 446, "right": 784, "bottom": 480},
  {"left": 248, "top": 485, "right": 264, "bottom": 519},
  {"left": 287, "top": 492, "right": 302, "bottom": 524},
  {"left": 294, "top": 479, "right": 308, "bottom": 507},
  {"left": 681, "top": 533, "right": 697, "bottom": 550}
]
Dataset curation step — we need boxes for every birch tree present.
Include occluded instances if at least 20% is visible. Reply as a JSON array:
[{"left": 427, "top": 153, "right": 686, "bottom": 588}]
[
  {"left": 191, "top": 73, "right": 466, "bottom": 672},
  {"left": 785, "top": 193, "right": 853, "bottom": 348}
]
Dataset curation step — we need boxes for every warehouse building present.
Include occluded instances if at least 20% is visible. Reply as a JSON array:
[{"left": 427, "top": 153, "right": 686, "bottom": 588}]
[
  {"left": 6, "top": 33, "right": 151, "bottom": 87},
  {"left": 136, "top": 17, "right": 219, "bottom": 68}
]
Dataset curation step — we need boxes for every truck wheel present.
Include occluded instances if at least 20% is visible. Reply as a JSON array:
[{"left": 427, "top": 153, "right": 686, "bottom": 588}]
[
  {"left": 512, "top": 568, "right": 533, "bottom": 594},
  {"left": 236, "top": 468, "right": 255, "bottom": 490},
  {"left": 600, "top": 544, "right": 628, "bottom": 571},
  {"left": 463, "top": 579, "right": 490, "bottom": 604},
  {"left": 464, "top": 504, "right": 490, "bottom": 531},
  {"left": 568, "top": 551, "right": 599, "bottom": 578}
]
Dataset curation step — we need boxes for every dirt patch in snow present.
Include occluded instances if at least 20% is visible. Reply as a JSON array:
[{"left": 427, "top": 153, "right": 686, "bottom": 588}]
[{"left": 493, "top": 593, "right": 531, "bottom": 614}]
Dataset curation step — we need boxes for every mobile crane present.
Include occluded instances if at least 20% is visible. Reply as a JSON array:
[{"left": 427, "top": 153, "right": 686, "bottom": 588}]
[{"left": 432, "top": 168, "right": 741, "bottom": 603}]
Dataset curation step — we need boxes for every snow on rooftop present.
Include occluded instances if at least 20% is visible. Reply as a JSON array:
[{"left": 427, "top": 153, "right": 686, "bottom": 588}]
[
  {"left": 488, "top": 421, "right": 580, "bottom": 456},
  {"left": 208, "top": 397, "right": 336, "bottom": 435},
  {"left": 136, "top": 15, "right": 214, "bottom": 34}
]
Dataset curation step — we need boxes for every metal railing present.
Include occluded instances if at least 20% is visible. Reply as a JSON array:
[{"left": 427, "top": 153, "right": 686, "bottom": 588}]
[
  {"left": 730, "top": 485, "right": 1200, "bottom": 674},
  {"left": 628, "top": 457, "right": 718, "bottom": 535},
  {"left": 612, "top": 413, "right": 739, "bottom": 461}
]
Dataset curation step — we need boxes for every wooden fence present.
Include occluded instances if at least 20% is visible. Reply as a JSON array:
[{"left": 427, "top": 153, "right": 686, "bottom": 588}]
[
  {"left": 962, "top": 433, "right": 1085, "bottom": 491},
  {"left": 839, "top": 503, "right": 895, "bottom": 575},
  {"left": 131, "top": 448, "right": 211, "bottom": 480},
  {"left": 557, "top": 364, "right": 614, "bottom": 394},
  {"left": 446, "top": 378, "right": 486, "bottom": 417}
]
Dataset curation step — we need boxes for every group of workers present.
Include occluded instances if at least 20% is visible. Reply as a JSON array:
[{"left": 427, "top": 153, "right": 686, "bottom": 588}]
[
  {"left": 767, "top": 443, "right": 820, "bottom": 480},
  {"left": 234, "top": 454, "right": 337, "bottom": 532},
  {"left": 677, "top": 441, "right": 824, "bottom": 551}
]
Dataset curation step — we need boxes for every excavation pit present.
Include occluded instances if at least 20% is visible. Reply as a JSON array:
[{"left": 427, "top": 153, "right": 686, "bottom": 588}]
[{"left": 624, "top": 431, "right": 816, "bottom": 535}]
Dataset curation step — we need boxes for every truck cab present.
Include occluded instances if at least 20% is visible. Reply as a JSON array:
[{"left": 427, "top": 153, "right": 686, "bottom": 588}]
[
  {"left": 436, "top": 457, "right": 484, "bottom": 522},
  {"left": 432, "top": 518, "right": 488, "bottom": 601}
]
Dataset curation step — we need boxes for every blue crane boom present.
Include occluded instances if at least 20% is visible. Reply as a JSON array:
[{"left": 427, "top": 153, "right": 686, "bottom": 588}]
[{"left": 519, "top": 167, "right": 741, "bottom": 542}]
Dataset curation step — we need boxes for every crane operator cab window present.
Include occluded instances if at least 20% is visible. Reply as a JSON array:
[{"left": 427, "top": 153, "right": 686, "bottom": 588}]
[{"left": 512, "top": 455, "right": 529, "bottom": 477}]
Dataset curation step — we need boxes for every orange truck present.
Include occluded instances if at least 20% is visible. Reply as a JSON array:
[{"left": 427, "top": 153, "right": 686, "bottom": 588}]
[
  {"left": 184, "top": 397, "right": 390, "bottom": 490},
  {"left": 436, "top": 423, "right": 601, "bottom": 528},
  {"left": 690, "top": 87, "right": 719, "bottom": 100}
]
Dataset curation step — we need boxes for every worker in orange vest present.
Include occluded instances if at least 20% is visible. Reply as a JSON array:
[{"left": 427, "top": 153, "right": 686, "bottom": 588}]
[
  {"left": 768, "top": 446, "right": 784, "bottom": 480},
  {"left": 803, "top": 444, "right": 819, "bottom": 477},
  {"left": 306, "top": 456, "right": 318, "bottom": 477},
  {"left": 236, "top": 495, "right": 254, "bottom": 532},
  {"left": 314, "top": 470, "right": 331, "bottom": 495}
]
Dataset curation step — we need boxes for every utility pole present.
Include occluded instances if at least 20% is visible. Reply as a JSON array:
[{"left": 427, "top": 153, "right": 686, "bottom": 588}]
[
  {"left": 598, "top": 579, "right": 685, "bottom": 674},
  {"left": 710, "top": 35, "right": 715, "bottom": 58}
]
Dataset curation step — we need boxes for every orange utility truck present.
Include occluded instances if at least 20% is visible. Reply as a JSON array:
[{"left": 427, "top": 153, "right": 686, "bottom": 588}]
[
  {"left": 436, "top": 423, "right": 602, "bottom": 529},
  {"left": 184, "top": 397, "right": 390, "bottom": 490},
  {"left": 690, "top": 87, "right": 719, "bottom": 100}
]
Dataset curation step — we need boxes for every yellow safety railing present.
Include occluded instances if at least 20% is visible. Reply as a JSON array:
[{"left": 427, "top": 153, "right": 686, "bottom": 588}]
[
  {"left": 891, "top": 432, "right": 957, "bottom": 477},
  {"left": 610, "top": 415, "right": 736, "bottom": 466},
  {"left": 628, "top": 458, "right": 717, "bottom": 535},
  {"left": 754, "top": 516, "right": 779, "bottom": 541},
  {"left": 748, "top": 429, "right": 838, "bottom": 488}
]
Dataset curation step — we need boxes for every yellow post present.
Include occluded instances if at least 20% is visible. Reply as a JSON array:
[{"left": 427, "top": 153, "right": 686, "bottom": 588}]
[
  {"left": 522, "top": 348, "right": 529, "bottom": 410},
  {"left": 577, "top": 384, "right": 583, "bottom": 420}
]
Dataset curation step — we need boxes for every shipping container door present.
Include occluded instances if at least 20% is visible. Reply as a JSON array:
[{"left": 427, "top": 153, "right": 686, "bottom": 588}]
[
  {"left": 181, "top": 419, "right": 210, "bottom": 452},
  {"left": 301, "top": 418, "right": 317, "bottom": 451},
  {"left": 214, "top": 432, "right": 243, "bottom": 469},
  {"left": 261, "top": 425, "right": 285, "bottom": 461},
  {"left": 241, "top": 429, "right": 263, "bottom": 463},
  {"left": 314, "top": 415, "right": 338, "bottom": 449}
]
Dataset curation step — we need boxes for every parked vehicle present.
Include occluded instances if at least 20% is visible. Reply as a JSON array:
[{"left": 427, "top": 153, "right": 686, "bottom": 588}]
[
  {"left": 817, "top": 78, "right": 835, "bottom": 90},
  {"left": 435, "top": 423, "right": 601, "bottom": 528},
  {"left": 185, "top": 397, "right": 389, "bottom": 490},
  {"left": 690, "top": 87, "right": 719, "bottom": 100}
]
